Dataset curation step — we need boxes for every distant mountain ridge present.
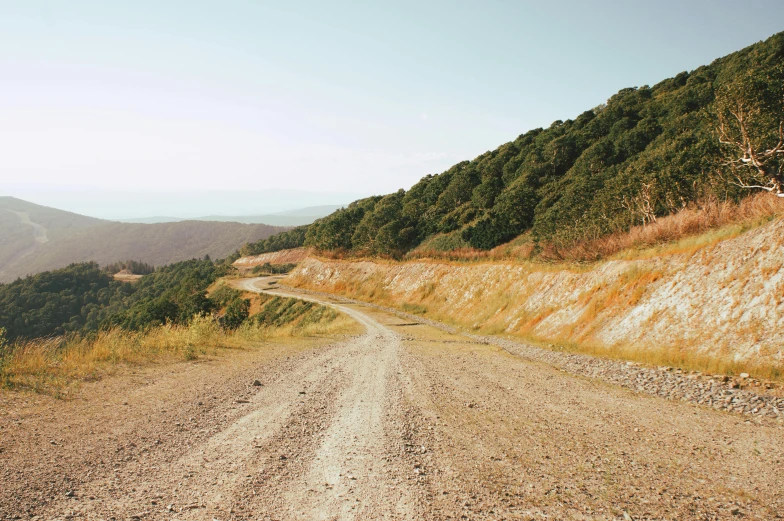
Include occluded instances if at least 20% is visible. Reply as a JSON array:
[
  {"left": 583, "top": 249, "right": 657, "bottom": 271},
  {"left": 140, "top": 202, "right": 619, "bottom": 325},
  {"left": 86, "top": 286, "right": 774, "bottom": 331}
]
[
  {"left": 117, "top": 205, "right": 346, "bottom": 226},
  {"left": 0, "top": 197, "right": 288, "bottom": 282}
]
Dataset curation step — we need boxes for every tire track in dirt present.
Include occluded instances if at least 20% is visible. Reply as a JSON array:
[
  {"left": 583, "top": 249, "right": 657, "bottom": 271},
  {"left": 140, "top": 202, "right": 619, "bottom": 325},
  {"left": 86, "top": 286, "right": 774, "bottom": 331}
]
[
  {"left": 32, "top": 279, "right": 424, "bottom": 520},
  {"left": 237, "top": 279, "right": 422, "bottom": 519},
  {"left": 37, "top": 342, "right": 351, "bottom": 518}
]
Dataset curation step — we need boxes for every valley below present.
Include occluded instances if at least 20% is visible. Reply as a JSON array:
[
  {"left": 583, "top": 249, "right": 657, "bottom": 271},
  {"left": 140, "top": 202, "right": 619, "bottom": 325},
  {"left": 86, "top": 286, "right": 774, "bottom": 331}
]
[{"left": 2, "top": 279, "right": 783, "bottom": 520}]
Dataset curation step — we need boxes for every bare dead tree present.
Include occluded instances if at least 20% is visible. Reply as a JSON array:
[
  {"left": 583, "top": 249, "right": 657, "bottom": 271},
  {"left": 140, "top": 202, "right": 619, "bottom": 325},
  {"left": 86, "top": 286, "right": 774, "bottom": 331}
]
[
  {"left": 718, "top": 108, "right": 784, "bottom": 196},
  {"left": 715, "top": 72, "right": 784, "bottom": 197},
  {"left": 620, "top": 181, "right": 657, "bottom": 227}
]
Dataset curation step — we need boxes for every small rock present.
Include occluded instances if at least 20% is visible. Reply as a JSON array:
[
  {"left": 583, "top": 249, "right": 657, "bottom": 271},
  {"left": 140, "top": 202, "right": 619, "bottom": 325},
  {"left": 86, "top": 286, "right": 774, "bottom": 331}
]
[
  {"left": 298, "top": 391, "right": 306, "bottom": 395},
  {"left": 64, "top": 490, "right": 75, "bottom": 497},
  {"left": 252, "top": 380, "right": 262, "bottom": 386},
  {"left": 740, "top": 373, "right": 749, "bottom": 379},
  {"left": 730, "top": 507, "right": 741, "bottom": 516},
  {"left": 235, "top": 399, "right": 251, "bottom": 404}
]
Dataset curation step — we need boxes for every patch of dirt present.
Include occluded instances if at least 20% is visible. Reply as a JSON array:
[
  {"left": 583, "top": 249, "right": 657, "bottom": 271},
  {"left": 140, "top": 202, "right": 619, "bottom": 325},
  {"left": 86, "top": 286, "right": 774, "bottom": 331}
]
[
  {"left": 233, "top": 248, "right": 310, "bottom": 269},
  {"left": 113, "top": 270, "right": 144, "bottom": 282}
]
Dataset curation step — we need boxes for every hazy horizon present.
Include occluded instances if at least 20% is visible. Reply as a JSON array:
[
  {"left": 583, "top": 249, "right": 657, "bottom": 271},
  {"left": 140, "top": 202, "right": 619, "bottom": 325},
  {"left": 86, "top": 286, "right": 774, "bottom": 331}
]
[
  {"left": 1, "top": 186, "right": 360, "bottom": 220},
  {"left": 2, "top": 1, "right": 784, "bottom": 218}
]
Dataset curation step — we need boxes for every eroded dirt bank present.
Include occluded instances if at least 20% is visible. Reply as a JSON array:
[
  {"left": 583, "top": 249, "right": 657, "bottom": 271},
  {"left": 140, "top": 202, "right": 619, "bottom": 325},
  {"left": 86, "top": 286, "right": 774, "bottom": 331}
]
[
  {"left": 287, "top": 217, "right": 784, "bottom": 367},
  {"left": 1, "top": 281, "right": 783, "bottom": 520}
]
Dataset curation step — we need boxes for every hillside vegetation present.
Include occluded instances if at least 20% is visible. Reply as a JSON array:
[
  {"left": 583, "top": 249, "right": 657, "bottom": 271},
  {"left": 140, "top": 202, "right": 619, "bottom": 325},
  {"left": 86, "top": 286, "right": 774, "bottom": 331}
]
[
  {"left": 0, "top": 259, "right": 356, "bottom": 391},
  {"left": 0, "top": 197, "right": 288, "bottom": 282},
  {"left": 0, "top": 260, "right": 229, "bottom": 341},
  {"left": 240, "top": 32, "right": 784, "bottom": 259}
]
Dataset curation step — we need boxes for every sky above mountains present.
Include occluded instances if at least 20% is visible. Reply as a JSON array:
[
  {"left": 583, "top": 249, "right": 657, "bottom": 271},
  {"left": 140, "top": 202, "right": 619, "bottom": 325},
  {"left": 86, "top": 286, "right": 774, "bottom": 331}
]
[{"left": 2, "top": 1, "right": 783, "bottom": 218}]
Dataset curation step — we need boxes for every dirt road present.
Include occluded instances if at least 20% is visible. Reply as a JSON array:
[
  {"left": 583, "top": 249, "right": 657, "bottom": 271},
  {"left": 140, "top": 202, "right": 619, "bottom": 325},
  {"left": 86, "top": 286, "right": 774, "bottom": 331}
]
[
  {"left": 2, "top": 278, "right": 784, "bottom": 520},
  {"left": 7, "top": 210, "right": 49, "bottom": 245}
]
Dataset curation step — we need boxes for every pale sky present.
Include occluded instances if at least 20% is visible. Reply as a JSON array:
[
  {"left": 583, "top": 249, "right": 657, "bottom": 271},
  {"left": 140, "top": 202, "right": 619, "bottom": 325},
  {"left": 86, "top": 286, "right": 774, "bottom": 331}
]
[{"left": 1, "top": 1, "right": 783, "bottom": 218}]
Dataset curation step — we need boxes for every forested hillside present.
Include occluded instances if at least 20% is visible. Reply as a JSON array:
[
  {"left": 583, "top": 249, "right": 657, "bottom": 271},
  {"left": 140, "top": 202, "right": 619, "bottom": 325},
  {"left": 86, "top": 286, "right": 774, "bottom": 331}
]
[
  {"left": 241, "top": 32, "right": 784, "bottom": 258},
  {"left": 0, "top": 259, "right": 233, "bottom": 341}
]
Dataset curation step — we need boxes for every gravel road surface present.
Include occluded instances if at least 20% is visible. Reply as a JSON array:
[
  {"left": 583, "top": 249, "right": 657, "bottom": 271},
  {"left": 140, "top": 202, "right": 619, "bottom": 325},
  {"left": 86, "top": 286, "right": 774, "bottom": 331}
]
[{"left": 1, "top": 278, "right": 783, "bottom": 520}]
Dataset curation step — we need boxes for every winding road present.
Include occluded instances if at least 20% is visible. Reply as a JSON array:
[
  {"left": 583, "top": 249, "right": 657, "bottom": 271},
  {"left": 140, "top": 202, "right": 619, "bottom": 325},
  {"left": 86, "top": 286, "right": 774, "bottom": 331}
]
[{"left": 2, "top": 278, "right": 784, "bottom": 520}]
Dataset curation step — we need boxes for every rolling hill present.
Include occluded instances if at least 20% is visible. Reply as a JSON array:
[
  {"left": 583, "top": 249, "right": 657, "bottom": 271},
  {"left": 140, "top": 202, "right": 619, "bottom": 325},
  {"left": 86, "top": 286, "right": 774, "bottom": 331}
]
[{"left": 0, "top": 197, "right": 288, "bottom": 282}]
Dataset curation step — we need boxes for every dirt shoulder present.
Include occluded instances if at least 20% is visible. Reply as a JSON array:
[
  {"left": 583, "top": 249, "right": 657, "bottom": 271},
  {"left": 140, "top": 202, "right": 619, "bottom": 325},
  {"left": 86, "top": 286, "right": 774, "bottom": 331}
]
[{"left": 0, "top": 336, "right": 347, "bottom": 519}]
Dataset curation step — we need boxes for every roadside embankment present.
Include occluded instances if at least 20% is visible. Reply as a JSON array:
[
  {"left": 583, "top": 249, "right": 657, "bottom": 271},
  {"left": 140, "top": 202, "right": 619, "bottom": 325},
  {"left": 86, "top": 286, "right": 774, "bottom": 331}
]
[
  {"left": 233, "top": 247, "right": 310, "bottom": 269},
  {"left": 286, "top": 216, "right": 784, "bottom": 379}
]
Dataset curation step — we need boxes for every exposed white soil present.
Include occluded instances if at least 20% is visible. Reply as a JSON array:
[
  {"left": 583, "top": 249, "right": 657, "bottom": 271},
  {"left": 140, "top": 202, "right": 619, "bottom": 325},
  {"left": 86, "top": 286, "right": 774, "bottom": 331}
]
[
  {"left": 287, "top": 217, "right": 784, "bottom": 366},
  {"left": 233, "top": 248, "right": 310, "bottom": 268}
]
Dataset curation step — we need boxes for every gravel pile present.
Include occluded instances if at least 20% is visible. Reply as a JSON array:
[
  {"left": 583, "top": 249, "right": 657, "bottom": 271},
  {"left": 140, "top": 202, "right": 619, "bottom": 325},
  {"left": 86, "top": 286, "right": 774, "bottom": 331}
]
[{"left": 482, "top": 336, "right": 784, "bottom": 420}]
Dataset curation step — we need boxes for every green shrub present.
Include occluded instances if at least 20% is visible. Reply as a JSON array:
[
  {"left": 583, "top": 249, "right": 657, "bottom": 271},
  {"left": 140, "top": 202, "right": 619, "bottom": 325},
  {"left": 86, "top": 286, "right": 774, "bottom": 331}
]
[{"left": 223, "top": 298, "right": 251, "bottom": 330}]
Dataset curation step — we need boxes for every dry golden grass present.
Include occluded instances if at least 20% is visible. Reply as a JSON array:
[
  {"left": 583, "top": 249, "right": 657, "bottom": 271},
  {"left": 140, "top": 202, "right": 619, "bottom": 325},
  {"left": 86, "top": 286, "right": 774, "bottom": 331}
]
[
  {"left": 285, "top": 193, "right": 784, "bottom": 382},
  {"left": 0, "top": 312, "right": 356, "bottom": 395},
  {"left": 403, "top": 193, "right": 784, "bottom": 264},
  {"left": 552, "top": 193, "right": 784, "bottom": 262},
  {"left": 291, "top": 258, "right": 784, "bottom": 383},
  {"left": 517, "top": 334, "right": 784, "bottom": 384}
]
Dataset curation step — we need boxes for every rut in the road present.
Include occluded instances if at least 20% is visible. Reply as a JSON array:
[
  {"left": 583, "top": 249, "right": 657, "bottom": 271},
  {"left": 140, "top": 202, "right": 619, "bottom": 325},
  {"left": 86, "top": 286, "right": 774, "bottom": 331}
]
[{"left": 266, "top": 329, "right": 417, "bottom": 519}]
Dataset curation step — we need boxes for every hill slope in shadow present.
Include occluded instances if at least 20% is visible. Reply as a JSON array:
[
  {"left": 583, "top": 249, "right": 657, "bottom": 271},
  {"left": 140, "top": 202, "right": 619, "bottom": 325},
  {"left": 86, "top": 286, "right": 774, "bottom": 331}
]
[{"left": 0, "top": 197, "right": 287, "bottom": 282}]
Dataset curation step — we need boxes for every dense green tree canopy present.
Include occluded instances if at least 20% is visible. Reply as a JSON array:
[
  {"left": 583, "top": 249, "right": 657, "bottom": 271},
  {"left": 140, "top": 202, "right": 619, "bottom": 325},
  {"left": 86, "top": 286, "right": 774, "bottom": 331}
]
[
  {"left": 0, "top": 259, "right": 230, "bottom": 341},
  {"left": 238, "top": 32, "right": 784, "bottom": 256}
]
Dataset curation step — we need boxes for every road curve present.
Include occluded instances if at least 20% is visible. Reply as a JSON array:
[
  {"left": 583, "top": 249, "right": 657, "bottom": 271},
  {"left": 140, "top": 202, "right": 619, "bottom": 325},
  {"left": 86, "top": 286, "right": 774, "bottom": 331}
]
[{"left": 2, "top": 277, "right": 784, "bottom": 520}]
